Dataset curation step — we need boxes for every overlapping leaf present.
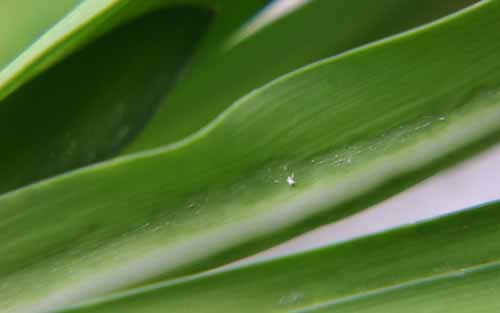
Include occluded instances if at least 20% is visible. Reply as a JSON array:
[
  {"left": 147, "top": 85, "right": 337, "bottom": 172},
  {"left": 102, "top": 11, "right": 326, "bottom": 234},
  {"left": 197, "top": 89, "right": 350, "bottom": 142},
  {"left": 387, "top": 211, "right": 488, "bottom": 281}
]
[
  {"left": 0, "top": 0, "right": 270, "bottom": 193},
  {"left": 125, "top": 0, "right": 479, "bottom": 152},
  {"left": 1, "top": 1, "right": 500, "bottom": 312},
  {"left": 0, "top": 7, "right": 211, "bottom": 193},
  {"left": 0, "top": 0, "right": 476, "bottom": 193},
  {"left": 56, "top": 199, "right": 500, "bottom": 313}
]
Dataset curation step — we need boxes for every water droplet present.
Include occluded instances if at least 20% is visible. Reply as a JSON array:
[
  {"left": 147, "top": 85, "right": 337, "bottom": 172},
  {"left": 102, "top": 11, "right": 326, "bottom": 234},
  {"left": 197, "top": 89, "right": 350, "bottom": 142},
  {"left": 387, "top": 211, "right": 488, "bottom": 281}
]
[{"left": 287, "top": 173, "right": 296, "bottom": 186}]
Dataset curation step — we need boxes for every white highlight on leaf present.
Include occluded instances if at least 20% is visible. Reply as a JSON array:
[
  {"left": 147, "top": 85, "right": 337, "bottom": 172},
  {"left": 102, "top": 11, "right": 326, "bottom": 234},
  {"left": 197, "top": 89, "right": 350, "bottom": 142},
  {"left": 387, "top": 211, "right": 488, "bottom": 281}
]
[
  {"left": 287, "top": 173, "right": 296, "bottom": 186},
  {"left": 225, "top": 0, "right": 311, "bottom": 50}
]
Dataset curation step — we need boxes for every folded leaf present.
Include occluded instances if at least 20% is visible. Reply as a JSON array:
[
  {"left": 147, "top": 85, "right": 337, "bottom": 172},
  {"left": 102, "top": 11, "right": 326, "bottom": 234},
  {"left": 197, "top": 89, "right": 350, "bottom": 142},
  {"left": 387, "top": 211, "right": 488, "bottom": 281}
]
[
  {"left": 2, "top": 0, "right": 500, "bottom": 312},
  {"left": 57, "top": 199, "right": 500, "bottom": 313}
]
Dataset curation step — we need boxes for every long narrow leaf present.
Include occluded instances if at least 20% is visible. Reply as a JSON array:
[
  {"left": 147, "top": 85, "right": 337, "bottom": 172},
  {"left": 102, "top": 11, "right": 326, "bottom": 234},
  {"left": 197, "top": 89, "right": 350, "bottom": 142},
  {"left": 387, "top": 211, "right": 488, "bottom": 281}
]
[
  {"left": 57, "top": 199, "right": 500, "bottom": 313},
  {"left": 2, "top": 1, "right": 500, "bottom": 312},
  {"left": 0, "top": 7, "right": 211, "bottom": 193},
  {"left": 0, "top": 0, "right": 268, "bottom": 193},
  {"left": 126, "top": 0, "right": 478, "bottom": 152},
  {"left": 0, "top": 0, "right": 81, "bottom": 71}
]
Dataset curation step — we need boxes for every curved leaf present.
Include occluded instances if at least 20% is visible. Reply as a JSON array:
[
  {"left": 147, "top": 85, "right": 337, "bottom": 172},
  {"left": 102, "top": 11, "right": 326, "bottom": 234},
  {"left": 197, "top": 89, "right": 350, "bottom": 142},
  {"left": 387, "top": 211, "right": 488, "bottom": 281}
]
[
  {"left": 125, "top": 0, "right": 479, "bottom": 152},
  {"left": 0, "top": 7, "right": 211, "bottom": 194},
  {"left": 0, "top": 0, "right": 475, "bottom": 192},
  {"left": 2, "top": 0, "right": 500, "bottom": 311},
  {"left": 0, "top": 0, "right": 269, "bottom": 193}
]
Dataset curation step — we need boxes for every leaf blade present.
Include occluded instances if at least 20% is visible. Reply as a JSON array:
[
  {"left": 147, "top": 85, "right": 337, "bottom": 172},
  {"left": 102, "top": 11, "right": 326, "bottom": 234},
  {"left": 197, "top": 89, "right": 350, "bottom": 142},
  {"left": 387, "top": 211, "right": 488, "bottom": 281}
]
[
  {"left": 2, "top": 0, "right": 500, "bottom": 311},
  {"left": 0, "top": 0, "right": 269, "bottom": 193},
  {"left": 125, "top": 0, "right": 479, "bottom": 152},
  {"left": 57, "top": 199, "right": 500, "bottom": 313}
]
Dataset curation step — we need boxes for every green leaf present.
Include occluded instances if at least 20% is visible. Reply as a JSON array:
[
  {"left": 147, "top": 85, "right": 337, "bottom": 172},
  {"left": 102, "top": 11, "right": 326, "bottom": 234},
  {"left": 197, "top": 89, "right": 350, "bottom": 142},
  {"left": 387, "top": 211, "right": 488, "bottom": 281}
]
[
  {"left": 0, "top": 7, "right": 211, "bottom": 194},
  {"left": 0, "top": 0, "right": 269, "bottom": 193},
  {"left": 2, "top": 0, "right": 500, "bottom": 311},
  {"left": 0, "top": 0, "right": 475, "bottom": 192},
  {"left": 125, "top": 0, "right": 479, "bottom": 152},
  {"left": 56, "top": 199, "right": 500, "bottom": 313},
  {"left": 0, "top": 0, "right": 81, "bottom": 71},
  {"left": 0, "top": 0, "right": 268, "bottom": 99}
]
